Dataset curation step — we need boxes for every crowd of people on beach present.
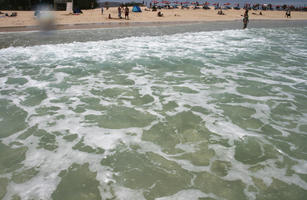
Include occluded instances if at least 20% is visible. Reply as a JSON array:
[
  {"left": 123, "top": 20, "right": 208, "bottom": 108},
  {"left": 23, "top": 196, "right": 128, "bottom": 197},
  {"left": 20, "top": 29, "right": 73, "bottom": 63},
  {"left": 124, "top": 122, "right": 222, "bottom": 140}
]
[
  {"left": 95, "top": 1, "right": 298, "bottom": 22},
  {"left": 0, "top": 1, "right": 304, "bottom": 31},
  {"left": 147, "top": 1, "right": 307, "bottom": 11},
  {"left": 101, "top": 4, "right": 130, "bottom": 20}
]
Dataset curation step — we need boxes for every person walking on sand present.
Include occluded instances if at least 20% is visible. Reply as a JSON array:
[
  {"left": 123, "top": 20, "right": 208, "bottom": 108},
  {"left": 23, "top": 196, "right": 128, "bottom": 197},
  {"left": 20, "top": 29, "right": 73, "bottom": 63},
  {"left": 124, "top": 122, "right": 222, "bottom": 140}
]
[
  {"left": 125, "top": 6, "right": 129, "bottom": 20},
  {"left": 243, "top": 9, "right": 249, "bottom": 29},
  {"left": 285, "top": 8, "right": 291, "bottom": 18},
  {"left": 118, "top": 6, "right": 122, "bottom": 19},
  {"left": 101, "top": 6, "right": 104, "bottom": 15}
]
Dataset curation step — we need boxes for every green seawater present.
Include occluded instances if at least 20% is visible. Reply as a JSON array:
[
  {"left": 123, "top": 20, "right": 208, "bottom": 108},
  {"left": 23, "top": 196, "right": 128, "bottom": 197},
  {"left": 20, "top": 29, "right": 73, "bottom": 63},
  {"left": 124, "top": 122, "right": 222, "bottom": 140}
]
[{"left": 0, "top": 25, "right": 307, "bottom": 200}]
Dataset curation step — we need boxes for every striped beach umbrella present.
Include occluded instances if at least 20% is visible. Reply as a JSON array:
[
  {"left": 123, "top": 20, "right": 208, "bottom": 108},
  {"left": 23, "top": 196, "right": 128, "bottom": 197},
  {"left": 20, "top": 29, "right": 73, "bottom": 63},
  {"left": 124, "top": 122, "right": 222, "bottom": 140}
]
[{"left": 162, "top": 1, "right": 170, "bottom": 4}]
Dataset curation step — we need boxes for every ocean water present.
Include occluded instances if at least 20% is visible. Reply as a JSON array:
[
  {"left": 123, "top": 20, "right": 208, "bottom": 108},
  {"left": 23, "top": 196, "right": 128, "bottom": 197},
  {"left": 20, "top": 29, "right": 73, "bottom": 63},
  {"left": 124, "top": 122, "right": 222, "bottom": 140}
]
[{"left": 0, "top": 25, "right": 307, "bottom": 200}]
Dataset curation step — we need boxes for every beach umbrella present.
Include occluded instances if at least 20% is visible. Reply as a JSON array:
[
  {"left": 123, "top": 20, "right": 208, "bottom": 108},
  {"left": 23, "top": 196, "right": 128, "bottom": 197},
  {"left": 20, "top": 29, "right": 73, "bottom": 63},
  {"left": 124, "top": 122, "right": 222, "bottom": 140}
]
[
  {"left": 162, "top": 1, "right": 170, "bottom": 4},
  {"left": 224, "top": 3, "right": 231, "bottom": 6},
  {"left": 212, "top": 3, "right": 217, "bottom": 6}
]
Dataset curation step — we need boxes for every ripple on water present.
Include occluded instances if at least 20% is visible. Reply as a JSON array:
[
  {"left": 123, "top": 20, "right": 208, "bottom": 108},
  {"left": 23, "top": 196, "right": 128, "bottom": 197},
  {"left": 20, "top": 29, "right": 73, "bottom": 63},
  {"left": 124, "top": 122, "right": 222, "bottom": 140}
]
[{"left": 0, "top": 99, "right": 28, "bottom": 138}]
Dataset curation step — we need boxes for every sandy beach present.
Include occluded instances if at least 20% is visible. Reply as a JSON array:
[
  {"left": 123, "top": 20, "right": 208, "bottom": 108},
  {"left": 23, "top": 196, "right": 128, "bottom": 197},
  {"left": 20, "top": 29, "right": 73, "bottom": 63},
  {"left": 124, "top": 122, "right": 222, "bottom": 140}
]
[{"left": 0, "top": 6, "right": 307, "bottom": 31}]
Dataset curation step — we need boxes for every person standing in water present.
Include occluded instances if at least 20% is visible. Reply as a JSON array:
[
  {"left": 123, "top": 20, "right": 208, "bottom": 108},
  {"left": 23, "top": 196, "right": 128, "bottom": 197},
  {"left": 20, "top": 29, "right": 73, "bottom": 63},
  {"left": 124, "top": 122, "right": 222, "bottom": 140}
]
[{"left": 243, "top": 9, "right": 249, "bottom": 29}]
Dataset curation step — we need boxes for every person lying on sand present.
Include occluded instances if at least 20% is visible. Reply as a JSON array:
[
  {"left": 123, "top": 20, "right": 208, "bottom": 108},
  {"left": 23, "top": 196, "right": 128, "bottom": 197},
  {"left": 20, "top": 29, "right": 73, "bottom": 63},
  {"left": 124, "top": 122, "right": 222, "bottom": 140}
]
[{"left": 252, "top": 11, "right": 263, "bottom": 15}]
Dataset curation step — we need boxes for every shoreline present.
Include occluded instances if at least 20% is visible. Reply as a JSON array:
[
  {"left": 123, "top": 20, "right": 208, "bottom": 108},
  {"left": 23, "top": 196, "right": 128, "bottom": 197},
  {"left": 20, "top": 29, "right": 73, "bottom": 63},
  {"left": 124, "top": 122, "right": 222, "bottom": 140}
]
[
  {"left": 0, "top": 20, "right": 205, "bottom": 32},
  {"left": 1, "top": 18, "right": 307, "bottom": 33},
  {"left": 1, "top": 19, "right": 306, "bottom": 49}
]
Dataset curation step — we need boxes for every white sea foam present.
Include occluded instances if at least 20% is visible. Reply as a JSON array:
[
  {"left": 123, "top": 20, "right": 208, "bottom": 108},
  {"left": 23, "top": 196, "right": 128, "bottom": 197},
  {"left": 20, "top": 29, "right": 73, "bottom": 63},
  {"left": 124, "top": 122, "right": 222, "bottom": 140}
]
[
  {"left": 113, "top": 186, "right": 146, "bottom": 200},
  {"left": 1, "top": 27, "right": 307, "bottom": 199},
  {"left": 156, "top": 189, "right": 220, "bottom": 200}
]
